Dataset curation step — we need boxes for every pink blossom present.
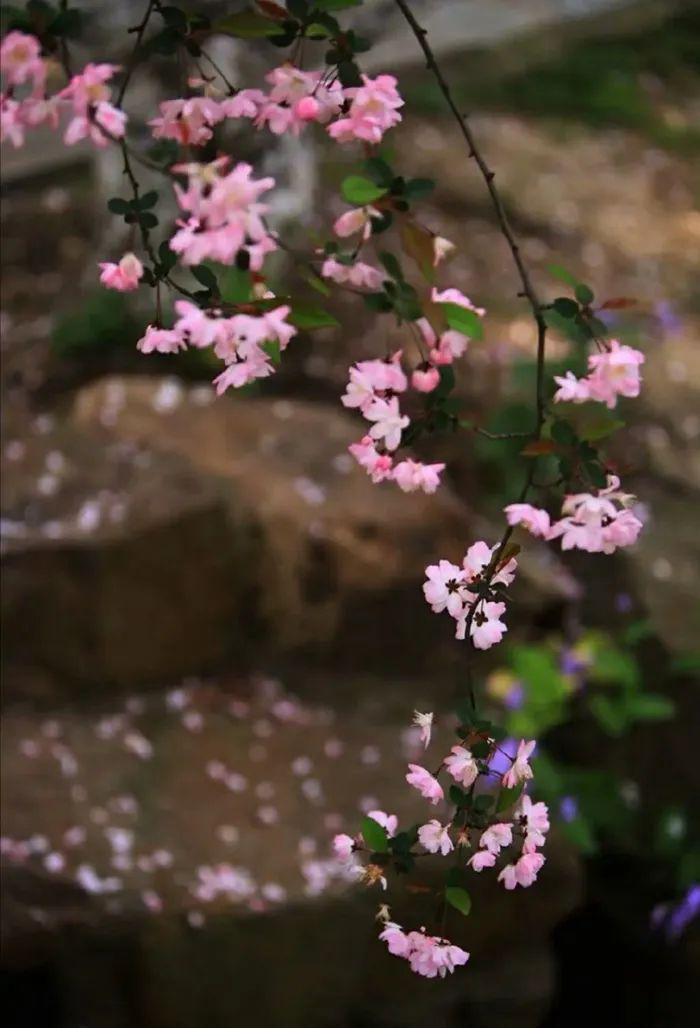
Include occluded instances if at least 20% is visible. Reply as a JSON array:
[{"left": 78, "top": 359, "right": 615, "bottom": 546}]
[
  {"left": 467, "top": 600, "right": 508, "bottom": 650},
  {"left": 136, "top": 325, "right": 185, "bottom": 354},
  {"left": 321, "top": 256, "right": 384, "bottom": 291},
  {"left": 468, "top": 849, "right": 497, "bottom": 872},
  {"left": 499, "top": 852, "right": 545, "bottom": 889},
  {"left": 333, "top": 206, "right": 376, "bottom": 239},
  {"left": 0, "top": 95, "right": 25, "bottom": 147},
  {"left": 366, "top": 810, "right": 398, "bottom": 838},
  {"left": 422, "top": 560, "right": 465, "bottom": 617},
  {"left": 480, "top": 822, "right": 513, "bottom": 854},
  {"left": 332, "top": 833, "right": 355, "bottom": 860},
  {"left": 553, "top": 370, "right": 590, "bottom": 404},
  {"left": 99, "top": 252, "right": 143, "bottom": 292},
  {"left": 412, "top": 710, "right": 433, "bottom": 749},
  {"left": 327, "top": 73, "right": 403, "bottom": 145},
  {"left": 432, "top": 287, "right": 485, "bottom": 318},
  {"left": 444, "top": 745, "right": 478, "bottom": 788},
  {"left": 219, "top": 89, "right": 266, "bottom": 120},
  {"left": 406, "top": 764, "right": 444, "bottom": 805},
  {"left": 0, "top": 32, "right": 45, "bottom": 91},
  {"left": 392, "top": 459, "right": 445, "bottom": 494},
  {"left": 462, "top": 540, "right": 517, "bottom": 588},
  {"left": 405, "top": 931, "right": 470, "bottom": 978},
  {"left": 364, "top": 395, "right": 409, "bottom": 452},
  {"left": 504, "top": 502, "right": 551, "bottom": 538},
  {"left": 150, "top": 97, "right": 223, "bottom": 146},
  {"left": 502, "top": 739, "right": 536, "bottom": 789},
  {"left": 517, "top": 794, "right": 550, "bottom": 852},
  {"left": 586, "top": 339, "right": 644, "bottom": 408},
  {"left": 379, "top": 922, "right": 411, "bottom": 957},
  {"left": 348, "top": 435, "right": 394, "bottom": 483},
  {"left": 295, "top": 95, "right": 320, "bottom": 121},
  {"left": 418, "top": 819, "right": 454, "bottom": 855},
  {"left": 411, "top": 366, "right": 440, "bottom": 393}
]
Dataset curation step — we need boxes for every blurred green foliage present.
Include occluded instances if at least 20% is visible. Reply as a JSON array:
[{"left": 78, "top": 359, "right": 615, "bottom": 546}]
[
  {"left": 406, "top": 9, "right": 700, "bottom": 154},
  {"left": 483, "top": 628, "right": 700, "bottom": 888}
]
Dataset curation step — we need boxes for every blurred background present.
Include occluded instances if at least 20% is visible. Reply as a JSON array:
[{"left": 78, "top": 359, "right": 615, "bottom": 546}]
[{"left": 1, "top": 1, "right": 699, "bottom": 1025}]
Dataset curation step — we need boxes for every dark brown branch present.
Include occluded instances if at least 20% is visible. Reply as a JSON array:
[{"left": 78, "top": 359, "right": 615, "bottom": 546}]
[{"left": 393, "top": 0, "right": 547, "bottom": 437}]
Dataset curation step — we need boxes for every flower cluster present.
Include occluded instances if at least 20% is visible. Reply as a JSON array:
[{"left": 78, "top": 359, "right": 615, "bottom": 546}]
[
  {"left": 554, "top": 339, "right": 644, "bottom": 409},
  {"left": 332, "top": 709, "right": 548, "bottom": 977},
  {"left": 342, "top": 353, "right": 446, "bottom": 494},
  {"left": 137, "top": 297, "right": 296, "bottom": 392},
  {"left": 169, "top": 157, "right": 277, "bottom": 269},
  {"left": 505, "top": 475, "right": 643, "bottom": 555},
  {"left": 379, "top": 922, "right": 469, "bottom": 978},
  {"left": 0, "top": 32, "right": 126, "bottom": 148},
  {"left": 149, "top": 66, "right": 401, "bottom": 145},
  {"left": 423, "top": 541, "right": 518, "bottom": 649}
]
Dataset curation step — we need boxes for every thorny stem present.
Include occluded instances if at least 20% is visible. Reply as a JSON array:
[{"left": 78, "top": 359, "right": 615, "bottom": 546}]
[{"left": 394, "top": 0, "right": 551, "bottom": 778}]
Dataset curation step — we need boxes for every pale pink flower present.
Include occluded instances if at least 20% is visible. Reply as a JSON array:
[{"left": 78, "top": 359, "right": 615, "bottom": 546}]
[
  {"left": 432, "top": 286, "right": 485, "bottom": 317},
  {"left": 150, "top": 97, "right": 223, "bottom": 146},
  {"left": 365, "top": 395, "right": 409, "bottom": 452},
  {"left": 333, "top": 206, "right": 377, "bottom": 240},
  {"left": 422, "top": 560, "right": 466, "bottom": 617},
  {"left": 219, "top": 89, "right": 266, "bottom": 120},
  {"left": 327, "top": 73, "right": 403, "bottom": 145},
  {"left": 418, "top": 819, "right": 454, "bottom": 856},
  {"left": 366, "top": 810, "right": 398, "bottom": 839},
  {"left": 1, "top": 31, "right": 45, "bottom": 93},
  {"left": 444, "top": 745, "right": 478, "bottom": 788},
  {"left": 392, "top": 459, "right": 445, "bottom": 494},
  {"left": 379, "top": 921, "right": 411, "bottom": 957},
  {"left": 499, "top": 852, "right": 545, "bottom": 889},
  {"left": 553, "top": 370, "right": 590, "bottom": 404},
  {"left": 99, "top": 252, "right": 143, "bottom": 292},
  {"left": 0, "top": 96, "right": 25, "bottom": 147},
  {"left": 406, "top": 931, "right": 469, "bottom": 978},
  {"left": 502, "top": 739, "right": 536, "bottom": 789},
  {"left": 462, "top": 539, "right": 517, "bottom": 588},
  {"left": 467, "top": 600, "right": 508, "bottom": 650},
  {"left": 406, "top": 764, "right": 444, "bottom": 805},
  {"left": 411, "top": 366, "right": 440, "bottom": 393},
  {"left": 504, "top": 502, "right": 551, "bottom": 538},
  {"left": 348, "top": 435, "right": 394, "bottom": 483},
  {"left": 332, "top": 833, "right": 355, "bottom": 860},
  {"left": 412, "top": 710, "right": 433, "bottom": 749},
  {"left": 480, "top": 822, "right": 513, "bottom": 854},
  {"left": 468, "top": 849, "right": 497, "bottom": 872},
  {"left": 136, "top": 325, "right": 185, "bottom": 354},
  {"left": 586, "top": 339, "right": 644, "bottom": 408},
  {"left": 321, "top": 256, "right": 383, "bottom": 292}
]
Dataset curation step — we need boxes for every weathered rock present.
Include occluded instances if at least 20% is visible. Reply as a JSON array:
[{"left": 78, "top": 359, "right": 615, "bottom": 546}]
[
  {"left": 2, "top": 375, "right": 577, "bottom": 692},
  {"left": 1, "top": 680, "right": 582, "bottom": 1028}
]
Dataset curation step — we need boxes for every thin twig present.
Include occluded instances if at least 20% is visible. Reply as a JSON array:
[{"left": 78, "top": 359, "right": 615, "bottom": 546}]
[
  {"left": 116, "top": 0, "right": 156, "bottom": 107},
  {"left": 393, "top": 0, "right": 547, "bottom": 436}
]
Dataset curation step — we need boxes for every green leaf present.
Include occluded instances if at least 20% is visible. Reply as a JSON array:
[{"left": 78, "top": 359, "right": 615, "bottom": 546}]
[
  {"left": 289, "top": 303, "right": 339, "bottom": 329},
  {"left": 341, "top": 175, "right": 388, "bottom": 205},
  {"left": 440, "top": 302, "right": 483, "bottom": 340},
  {"left": 575, "top": 283, "right": 594, "bottom": 305},
  {"left": 191, "top": 265, "right": 219, "bottom": 292},
  {"left": 261, "top": 339, "right": 281, "bottom": 365},
  {"left": 315, "top": 0, "right": 361, "bottom": 9},
  {"left": 496, "top": 782, "right": 524, "bottom": 812},
  {"left": 107, "top": 197, "right": 130, "bottom": 215},
  {"left": 378, "top": 251, "right": 403, "bottom": 281},
  {"left": 553, "top": 297, "right": 579, "bottom": 319},
  {"left": 403, "top": 177, "right": 435, "bottom": 200},
  {"left": 445, "top": 886, "right": 472, "bottom": 916},
  {"left": 138, "top": 190, "right": 159, "bottom": 210},
  {"left": 364, "top": 156, "right": 394, "bottom": 187},
  {"left": 216, "top": 11, "right": 287, "bottom": 37},
  {"left": 361, "top": 815, "right": 389, "bottom": 853},
  {"left": 627, "top": 693, "right": 675, "bottom": 722},
  {"left": 449, "top": 784, "right": 467, "bottom": 807},
  {"left": 548, "top": 263, "right": 579, "bottom": 287},
  {"left": 219, "top": 266, "right": 252, "bottom": 303},
  {"left": 589, "top": 695, "right": 627, "bottom": 736},
  {"left": 363, "top": 292, "right": 393, "bottom": 313}
]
